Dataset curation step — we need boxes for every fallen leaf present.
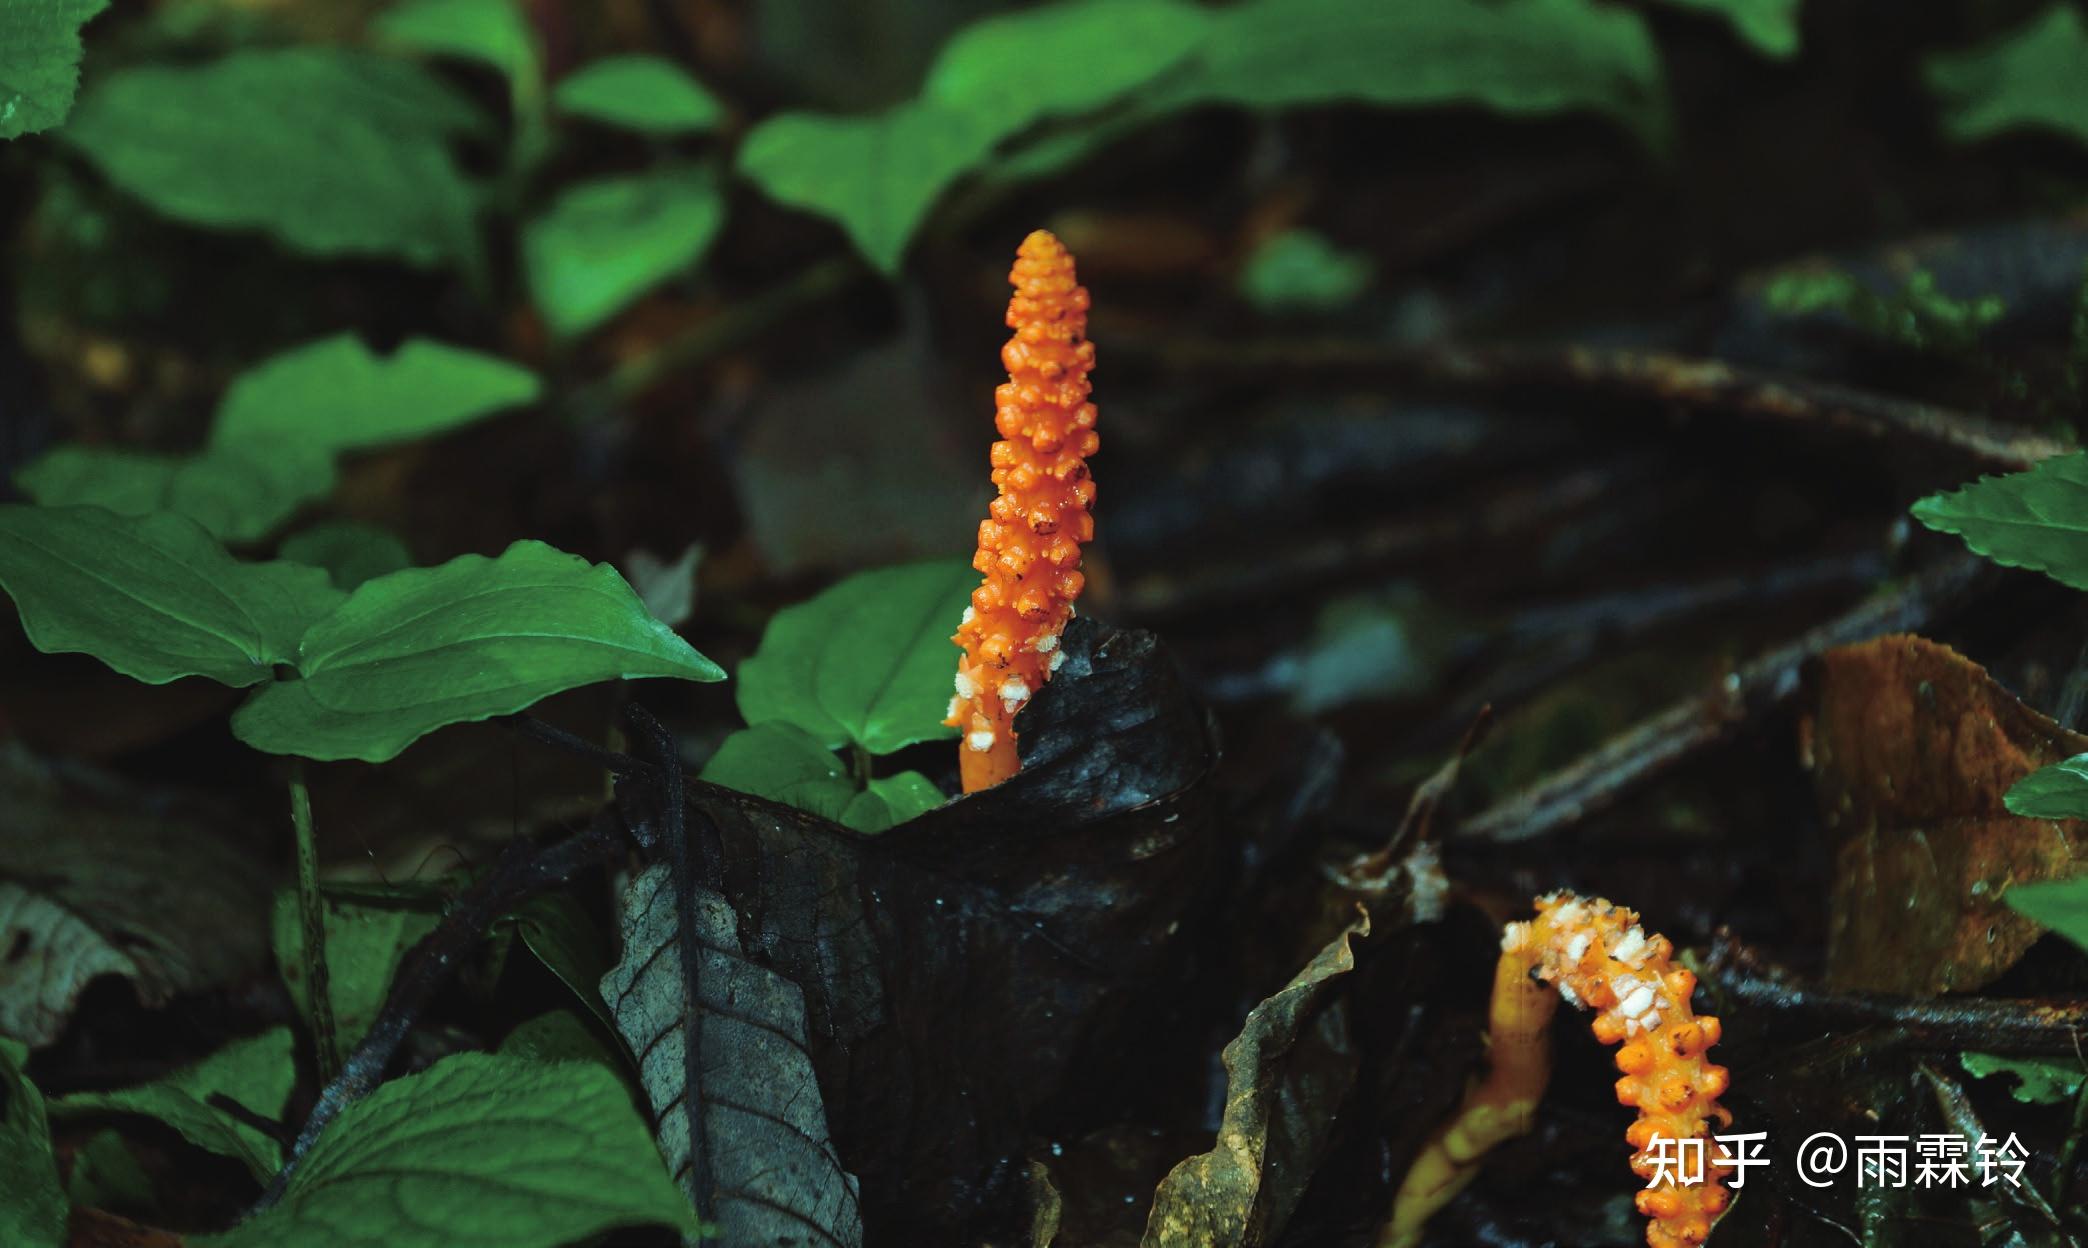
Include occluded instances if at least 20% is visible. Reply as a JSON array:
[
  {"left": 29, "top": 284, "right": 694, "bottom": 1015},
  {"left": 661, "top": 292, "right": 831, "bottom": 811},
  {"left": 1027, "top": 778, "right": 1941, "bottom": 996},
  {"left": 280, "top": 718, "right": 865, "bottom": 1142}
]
[
  {"left": 0, "top": 747, "right": 272, "bottom": 1048},
  {"left": 1800, "top": 633, "right": 2088, "bottom": 993},
  {"left": 66, "top": 1209, "right": 184, "bottom": 1248},
  {"left": 675, "top": 618, "right": 1220, "bottom": 1238},
  {"left": 600, "top": 863, "right": 864, "bottom": 1247},
  {"left": 1139, "top": 910, "right": 1368, "bottom": 1248}
]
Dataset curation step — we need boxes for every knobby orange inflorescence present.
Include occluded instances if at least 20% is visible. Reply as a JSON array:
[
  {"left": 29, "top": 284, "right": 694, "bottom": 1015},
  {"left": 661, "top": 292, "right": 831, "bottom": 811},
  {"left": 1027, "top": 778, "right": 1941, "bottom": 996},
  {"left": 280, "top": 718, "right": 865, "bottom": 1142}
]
[
  {"left": 1520, "top": 891, "right": 1734, "bottom": 1248},
  {"left": 946, "top": 230, "right": 1099, "bottom": 792}
]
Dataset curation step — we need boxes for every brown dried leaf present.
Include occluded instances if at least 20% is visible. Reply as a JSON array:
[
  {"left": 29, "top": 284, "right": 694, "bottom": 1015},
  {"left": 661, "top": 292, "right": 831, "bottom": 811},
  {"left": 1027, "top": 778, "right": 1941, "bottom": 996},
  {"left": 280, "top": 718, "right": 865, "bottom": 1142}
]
[
  {"left": 1801, "top": 633, "right": 2088, "bottom": 993},
  {"left": 1139, "top": 908, "right": 1369, "bottom": 1248}
]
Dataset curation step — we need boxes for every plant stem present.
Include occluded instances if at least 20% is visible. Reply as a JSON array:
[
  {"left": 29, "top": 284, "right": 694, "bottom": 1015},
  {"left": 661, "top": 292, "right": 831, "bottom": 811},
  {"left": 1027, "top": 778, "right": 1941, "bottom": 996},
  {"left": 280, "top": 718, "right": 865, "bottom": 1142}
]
[
  {"left": 289, "top": 762, "right": 341, "bottom": 1083},
  {"left": 2054, "top": 1065, "right": 2088, "bottom": 1206}
]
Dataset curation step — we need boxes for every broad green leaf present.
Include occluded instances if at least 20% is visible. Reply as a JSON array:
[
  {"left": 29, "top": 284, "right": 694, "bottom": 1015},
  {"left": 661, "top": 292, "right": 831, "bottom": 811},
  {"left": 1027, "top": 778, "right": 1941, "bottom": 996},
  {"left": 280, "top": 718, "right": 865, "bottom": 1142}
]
[
  {"left": 278, "top": 522, "right": 414, "bottom": 591},
  {"left": 194, "top": 1053, "right": 698, "bottom": 1248},
  {"left": 273, "top": 888, "right": 441, "bottom": 1053},
  {"left": 522, "top": 167, "right": 727, "bottom": 338},
  {"left": 2004, "top": 876, "right": 2088, "bottom": 956},
  {"left": 739, "top": 101, "right": 997, "bottom": 274},
  {"left": 1912, "top": 454, "right": 2088, "bottom": 590},
  {"left": 734, "top": 558, "right": 972, "bottom": 754},
  {"left": 1154, "top": 0, "right": 1669, "bottom": 149},
  {"left": 213, "top": 334, "right": 540, "bottom": 455},
  {"left": 501, "top": 892, "right": 615, "bottom": 1031},
  {"left": 375, "top": 0, "right": 538, "bottom": 85},
  {"left": 64, "top": 1129, "right": 153, "bottom": 1215},
  {"left": 0, "top": 0, "right": 108, "bottom": 140},
  {"left": 1926, "top": 4, "right": 2088, "bottom": 150},
  {"left": 700, "top": 724, "right": 944, "bottom": 832},
  {"left": 552, "top": 55, "right": 723, "bottom": 134},
  {"left": 1960, "top": 1051, "right": 2087, "bottom": 1105},
  {"left": 1655, "top": 0, "right": 1802, "bottom": 59},
  {"left": 16, "top": 440, "right": 336, "bottom": 543},
  {"left": 922, "top": 0, "right": 1208, "bottom": 133},
  {"left": 500, "top": 1009, "right": 623, "bottom": 1070},
  {"left": 54, "top": 1028, "right": 295, "bottom": 1180},
  {"left": 0, "top": 505, "right": 343, "bottom": 686},
  {"left": 1238, "top": 229, "right": 1374, "bottom": 314},
  {"left": 844, "top": 771, "right": 945, "bottom": 832},
  {"left": 740, "top": 0, "right": 1204, "bottom": 274},
  {"left": 233, "top": 540, "right": 723, "bottom": 762},
  {"left": 701, "top": 722, "right": 858, "bottom": 820},
  {"left": 2007, "top": 755, "right": 2088, "bottom": 821},
  {"left": 62, "top": 49, "right": 483, "bottom": 266},
  {"left": 0, "top": 1038, "right": 65, "bottom": 1248}
]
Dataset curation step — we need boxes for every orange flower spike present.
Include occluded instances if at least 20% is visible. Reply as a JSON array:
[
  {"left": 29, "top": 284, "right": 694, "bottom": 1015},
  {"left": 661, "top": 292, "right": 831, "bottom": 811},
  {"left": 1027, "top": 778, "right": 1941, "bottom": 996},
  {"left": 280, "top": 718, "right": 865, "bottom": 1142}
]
[
  {"left": 947, "top": 230, "right": 1099, "bottom": 792},
  {"left": 1525, "top": 892, "right": 1734, "bottom": 1248}
]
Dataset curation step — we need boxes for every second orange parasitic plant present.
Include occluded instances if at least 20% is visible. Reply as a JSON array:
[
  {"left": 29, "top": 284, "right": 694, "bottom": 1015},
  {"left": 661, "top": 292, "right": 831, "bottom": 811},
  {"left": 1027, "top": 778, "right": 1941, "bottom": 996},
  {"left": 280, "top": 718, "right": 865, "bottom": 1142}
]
[
  {"left": 1523, "top": 891, "right": 1735, "bottom": 1248},
  {"left": 947, "top": 230, "right": 1100, "bottom": 792}
]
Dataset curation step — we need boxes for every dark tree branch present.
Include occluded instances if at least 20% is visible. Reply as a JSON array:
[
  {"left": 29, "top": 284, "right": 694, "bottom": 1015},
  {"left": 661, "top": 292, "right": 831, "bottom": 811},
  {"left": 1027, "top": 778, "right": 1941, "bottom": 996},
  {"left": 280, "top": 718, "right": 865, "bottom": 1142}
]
[
  {"left": 503, "top": 714, "right": 656, "bottom": 778},
  {"left": 1454, "top": 554, "right": 1996, "bottom": 843},
  {"left": 1707, "top": 935, "right": 2088, "bottom": 1057},
  {"left": 1112, "top": 332, "right": 2070, "bottom": 472}
]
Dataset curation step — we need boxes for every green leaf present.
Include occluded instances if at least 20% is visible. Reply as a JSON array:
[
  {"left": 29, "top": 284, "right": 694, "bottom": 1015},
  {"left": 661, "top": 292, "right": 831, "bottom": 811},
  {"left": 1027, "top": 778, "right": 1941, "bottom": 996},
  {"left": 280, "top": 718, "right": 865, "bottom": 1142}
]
[
  {"left": 54, "top": 1028, "right": 295, "bottom": 1180},
  {"left": 278, "top": 522, "right": 414, "bottom": 591},
  {"left": 213, "top": 334, "right": 541, "bottom": 456},
  {"left": 735, "top": 558, "right": 972, "bottom": 754},
  {"left": 552, "top": 55, "right": 723, "bottom": 135},
  {"left": 375, "top": 0, "right": 539, "bottom": 85},
  {"left": 0, "top": 1038, "right": 65, "bottom": 1248},
  {"left": 16, "top": 440, "right": 337, "bottom": 543},
  {"left": 1911, "top": 454, "right": 2088, "bottom": 590},
  {"left": 61, "top": 49, "right": 484, "bottom": 267},
  {"left": 1960, "top": 1051, "right": 2087, "bottom": 1105},
  {"left": 273, "top": 888, "right": 441, "bottom": 1053},
  {"left": 1155, "top": 0, "right": 1669, "bottom": 149},
  {"left": 0, "top": 505, "right": 343, "bottom": 686},
  {"left": 522, "top": 167, "right": 727, "bottom": 338},
  {"left": 739, "top": 0, "right": 1205, "bottom": 273},
  {"left": 2004, "top": 876, "right": 2088, "bottom": 956},
  {"left": 738, "top": 101, "right": 997, "bottom": 275},
  {"left": 233, "top": 539, "right": 723, "bottom": 762},
  {"left": 921, "top": 0, "right": 1208, "bottom": 133},
  {"left": 1926, "top": 4, "right": 2088, "bottom": 150},
  {"left": 1238, "top": 229, "right": 1374, "bottom": 314},
  {"left": 501, "top": 892, "right": 615, "bottom": 1031},
  {"left": 2007, "top": 756, "right": 2088, "bottom": 821},
  {"left": 0, "top": 0, "right": 108, "bottom": 140},
  {"left": 193, "top": 1053, "right": 698, "bottom": 1248},
  {"left": 701, "top": 722, "right": 858, "bottom": 819},
  {"left": 703, "top": 724, "right": 944, "bottom": 832},
  {"left": 500, "top": 1010, "right": 623, "bottom": 1070},
  {"left": 844, "top": 771, "right": 945, "bottom": 832},
  {"left": 1653, "top": 0, "right": 1802, "bottom": 59},
  {"left": 65, "top": 1129, "right": 154, "bottom": 1215}
]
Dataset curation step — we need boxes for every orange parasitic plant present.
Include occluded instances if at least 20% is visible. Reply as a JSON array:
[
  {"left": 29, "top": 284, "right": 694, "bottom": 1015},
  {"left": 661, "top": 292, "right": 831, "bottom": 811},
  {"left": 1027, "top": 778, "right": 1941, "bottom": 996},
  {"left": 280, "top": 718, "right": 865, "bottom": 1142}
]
[
  {"left": 946, "top": 229, "right": 1100, "bottom": 792},
  {"left": 1382, "top": 891, "right": 1734, "bottom": 1248},
  {"left": 1526, "top": 891, "right": 1735, "bottom": 1248}
]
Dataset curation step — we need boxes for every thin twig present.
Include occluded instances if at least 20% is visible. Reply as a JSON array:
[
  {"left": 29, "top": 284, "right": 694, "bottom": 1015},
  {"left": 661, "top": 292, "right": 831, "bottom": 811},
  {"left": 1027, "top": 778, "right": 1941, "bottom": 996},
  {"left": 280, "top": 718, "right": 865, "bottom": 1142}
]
[
  {"left": 254, "top": 820, "right": 615, "bottom": 1209},
  {"left": 1706, "top": 936, "right": 2088, "bottom": 1057},
  {"left": 288, "top": 762, "right": 340, "bottom": 1082},
  {"left": 1112, "top": 333, "right": 2072, "bottom": 472},
  {"left": 1455, "top": 554, "right": 1996, "bottom": 843},
  {"left": 503, "top": 714, "right": 655, "bottom": 777}
]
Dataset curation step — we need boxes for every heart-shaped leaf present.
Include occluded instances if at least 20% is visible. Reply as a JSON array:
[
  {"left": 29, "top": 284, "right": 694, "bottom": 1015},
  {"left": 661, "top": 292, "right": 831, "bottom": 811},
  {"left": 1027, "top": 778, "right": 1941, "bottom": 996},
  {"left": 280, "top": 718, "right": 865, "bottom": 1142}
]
[
  {"left": 16, "top": 440, "right": 337, "bottom": 543},
  {"left": 552, "top": 55, "right": 722, "bottom": 135},
  {"left": 212, "top": 334, "right": 540, "bottom": 455},
  {"left": 0, "top": 504, "right": 343, "bottom": 686},
  {"left": 734, "top": 558, "right": 972, "bottom": 755},
  {"left": 522, "top": 167, "right": 726, "bottom": 338},
  {"left": 700, "top": 722, "right": 944, "bottom": 832},
  {"left": 232, "top": 539, "right": 722, "bottom": 761}
]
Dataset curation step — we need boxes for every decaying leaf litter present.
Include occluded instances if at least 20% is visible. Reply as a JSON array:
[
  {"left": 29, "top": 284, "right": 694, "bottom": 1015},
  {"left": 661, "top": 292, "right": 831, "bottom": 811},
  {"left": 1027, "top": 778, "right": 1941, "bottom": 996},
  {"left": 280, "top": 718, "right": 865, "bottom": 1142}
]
[{"left": 6, "top": 0, "right": 2088, "bottom": 1246}]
